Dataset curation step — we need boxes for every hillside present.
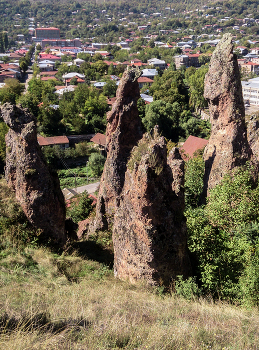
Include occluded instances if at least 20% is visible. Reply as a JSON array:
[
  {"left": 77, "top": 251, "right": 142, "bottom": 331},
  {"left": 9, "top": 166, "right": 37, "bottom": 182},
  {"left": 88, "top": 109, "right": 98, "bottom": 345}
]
[{"left": 0, "top": 172, "right": 258, "bottom": 349}]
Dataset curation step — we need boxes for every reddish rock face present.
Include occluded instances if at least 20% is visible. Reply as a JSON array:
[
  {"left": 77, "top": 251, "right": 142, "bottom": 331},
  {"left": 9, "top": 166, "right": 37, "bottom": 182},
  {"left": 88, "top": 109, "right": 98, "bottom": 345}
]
[
  {"left": 2, "top": 103, "right": 67, "bottom": 246},
  {"left": 203, "top": 33, "right": 252, "bottom": 196},
  {"left": 90, "top": 68, "right": 191, "bottom": 286},
  {"left": 247, "top": 114, "right": 259, "bottom": 161},
  {"left": 90, "top": 68, "right": 143, "bottom": 232},
  {"left": 113, "top": 131, "right": 191, "bottom": 286}
]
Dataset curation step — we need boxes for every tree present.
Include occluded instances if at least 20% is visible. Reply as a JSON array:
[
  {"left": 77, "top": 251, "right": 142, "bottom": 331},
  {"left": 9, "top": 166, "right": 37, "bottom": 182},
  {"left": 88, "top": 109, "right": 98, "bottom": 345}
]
[
  {"left": 91, "top": 60, "right": 108, "bottom": 75},
  {"left": 88, "top": 153, "right": 106, "bottom": 177},
  {"left": 184, "top": 152, "right": 205, "bottom": 208},
  {"left": 186, "top": 65, "right": 208, "bottom": 111},
  {"left": 102, "top": 79, "right": 117, "bottom": 97},
  {"left": 19, "top": 59, "right": 28, "bottom": 73},
  {"left": 66, "top": 191, "right": 94, "bottom": 223},
  {"left": 0, "top": 78, "right": 24, "bottom": 104},
  {"left": 92, "top": 53, "right": 103, "bottom": 62},
  {"left": 186, "top": 164, "right": 259, "bottom": 303},
  {"left": 38, "top": 104, "right": 65, "bottom": 136},
  {"left": 149, "top": 70, "right": 188, "bottom": 108},
  {"left": 143, "top": 100, "right": 181, "bottom": 141},
  {"left": 0, "top": 122, "right": 8, "bottom": 162}
]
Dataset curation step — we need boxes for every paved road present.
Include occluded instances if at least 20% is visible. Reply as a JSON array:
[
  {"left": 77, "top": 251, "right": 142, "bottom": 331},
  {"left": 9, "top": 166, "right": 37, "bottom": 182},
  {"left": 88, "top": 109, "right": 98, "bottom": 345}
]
[
  {"left": 62, "top": 182, "right": 100, "bottom": 200},
  {"left": 74, "top": 182, "right": 100, "bottom": 194}
]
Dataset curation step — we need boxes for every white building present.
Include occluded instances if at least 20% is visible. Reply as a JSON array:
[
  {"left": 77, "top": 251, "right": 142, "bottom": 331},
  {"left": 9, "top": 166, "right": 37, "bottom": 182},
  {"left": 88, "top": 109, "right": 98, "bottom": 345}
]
[
  {"left": 242, "top": 78, "right": 259, "bottom": 105},
  {"left": 147, "top": 58, "right": 166, "bottom": 70},
  {"left": 141, "top": 68, "right": 158, "bottom": 80}
]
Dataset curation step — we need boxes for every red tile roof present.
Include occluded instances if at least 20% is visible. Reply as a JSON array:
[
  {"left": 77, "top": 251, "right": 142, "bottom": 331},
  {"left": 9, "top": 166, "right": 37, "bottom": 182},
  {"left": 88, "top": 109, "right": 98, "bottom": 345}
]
[
  {"left": 37, "top": 135, "right": 69, "bottom": 146},
  {"left": 137, "top": 77, "right": 154, "bottom": 83},
  {"left": 181, "top": 135, "right": 208, "bottom": 159},
  {"left": 90, "top": 133, "right": 106, "bottom": 147},
  {"left": 40, "top": 71, "right": 58, "bottom": 76},
  {"left": 41, "top": 76, "right": 58, "bottom": 81}
]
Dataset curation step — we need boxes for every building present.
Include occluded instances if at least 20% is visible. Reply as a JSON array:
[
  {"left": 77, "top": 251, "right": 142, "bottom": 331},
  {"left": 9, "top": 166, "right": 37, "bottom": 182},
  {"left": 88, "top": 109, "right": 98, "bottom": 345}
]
[
  {"left": 41, "top": 39, "right": 81, "bottom": 48},
  {"left": 174, "top": 55, "right": 189, "bottom": 69},
  {"left": 141, "top": 68, "right": 158, "bottom": 80},
  {"left": 37, "top": 135, "right": 69, "bottom": 149},
  {"left": 36, "top": 27, "right": 60, "bottom": 40},
  {"left": 174, "top": 54, "right": 200, "bottom": 69},
  {"left": 62, "top": 72, "right": 85, "bottom": 86},
  {"left": 242, "top": 78, "right": 259, "bottom": 105},
  {"left": 147, "top": 58, "right": 166, "bottom": 70},
  {"left": 181, "top": 135, "right": 208, "bottom": 159},
  {"left": 137, "top": 76, "right": 154, "bottom": 89}
]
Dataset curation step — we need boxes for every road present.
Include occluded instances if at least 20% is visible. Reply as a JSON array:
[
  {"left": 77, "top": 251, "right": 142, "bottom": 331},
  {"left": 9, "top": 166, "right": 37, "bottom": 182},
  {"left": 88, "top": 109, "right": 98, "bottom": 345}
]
[
  {"left": 74, "top": 182, "right": 100, "bottom": 194},
  {"left": 62, "top": 182, "right": 100, "bottom": 200}
]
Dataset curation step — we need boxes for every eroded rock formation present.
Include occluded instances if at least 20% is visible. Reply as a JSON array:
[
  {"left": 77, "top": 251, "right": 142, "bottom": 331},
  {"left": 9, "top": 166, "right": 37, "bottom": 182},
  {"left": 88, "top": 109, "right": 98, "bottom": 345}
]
[
  {"left": 90, "top": 67, "right": 143, "bottom": 232},
  {"left": 90, "top": 68, "right": 191, "bottom": 285},
  {"left": 203, "top": 33, "right": 252, "bottom": 196},
  {"left": 2, "top": 103, "right": 67, "bottom": 245},
  {"left": 247, "top": 114, "right": 259, "bottom": 161},
  {"left": 113, "top": 130, "right": 191, "bottom": 285}
]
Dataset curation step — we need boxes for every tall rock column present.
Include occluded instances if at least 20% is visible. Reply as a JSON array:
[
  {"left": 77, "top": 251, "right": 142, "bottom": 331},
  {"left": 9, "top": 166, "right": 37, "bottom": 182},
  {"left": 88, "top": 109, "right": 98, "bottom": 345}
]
[
  {"left": 90, "top": 68, "right": 143, "bottom": 232},
  {"left": 2, "top": 103, "right": 67, "bottom": 246},
  {"left": 113, "top": 130, "right": 192, "bottom": 286},
  {"left": 203, "top": 33, "right": 252, "bottom": 196}
]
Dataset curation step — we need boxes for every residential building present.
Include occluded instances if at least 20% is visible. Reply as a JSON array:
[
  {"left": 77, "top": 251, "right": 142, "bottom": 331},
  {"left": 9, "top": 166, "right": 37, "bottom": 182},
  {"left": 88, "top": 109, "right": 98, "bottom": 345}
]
[
  {"left": 174, "top": 54, "right": 200, "bottom": 69},
  {"left": 35, "top": 27, "right": 60, "bottom": 40},
  {"left": 147, "top": 58, "right": 166, "bottom": 70},
  {"left": 137, "top": 76, "right": 154, "bottom": 89},
  {"left": 181, "top": 135, "right": 208, "bottom": 159},
  {"left": 141, "top": 68, "right": 158, "bottom": 80},
  {"left": 41, "top": 39, "right": 82, "bottom": 48},
  {"left": 242, "top": 78, "right": 259, "bottom": 105},
  {"left": 62, "top": 72, "right": 85, "bottom": 86},
  {"left": 37, "top": 135, "right": 69, "bottom": 148}
]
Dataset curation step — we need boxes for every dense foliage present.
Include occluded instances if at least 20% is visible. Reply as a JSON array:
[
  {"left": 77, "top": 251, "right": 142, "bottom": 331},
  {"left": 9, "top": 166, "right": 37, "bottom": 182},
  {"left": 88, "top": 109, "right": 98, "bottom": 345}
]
[{"left": 185, "top": 160, "right": 259, "bottom": 305}]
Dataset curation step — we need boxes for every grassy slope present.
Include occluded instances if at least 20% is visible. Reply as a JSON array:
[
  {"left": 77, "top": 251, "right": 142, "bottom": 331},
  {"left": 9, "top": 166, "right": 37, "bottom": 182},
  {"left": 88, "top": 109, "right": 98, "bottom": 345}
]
[
  {"left": 1, "top": 246, "right": 259, "bottom": 349},
  {"left": 1, "top": 179, "right": 259, "bottom": 349}
]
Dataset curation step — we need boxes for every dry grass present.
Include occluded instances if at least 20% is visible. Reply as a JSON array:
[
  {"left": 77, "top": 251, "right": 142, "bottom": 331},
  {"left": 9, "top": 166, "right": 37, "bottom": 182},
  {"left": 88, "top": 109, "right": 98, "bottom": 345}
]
[{"left": 0, "top": 247, "right": 259, "bottom": 349}]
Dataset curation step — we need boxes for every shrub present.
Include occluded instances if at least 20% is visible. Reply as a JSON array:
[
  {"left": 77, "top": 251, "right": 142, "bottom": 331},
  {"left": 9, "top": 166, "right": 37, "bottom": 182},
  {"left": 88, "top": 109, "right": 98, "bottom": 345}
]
[
  {"left": 186, "top": 164, "right": 259, "bottom": 304},
  {"left": 88, "top": 153, "right": 105, "bottom": 177},
  {"left": 174, "top": 275, "right": 200, "bottom": 300},
  {"left": 66, "top": 191, "right": 94, "bottom": 223}
]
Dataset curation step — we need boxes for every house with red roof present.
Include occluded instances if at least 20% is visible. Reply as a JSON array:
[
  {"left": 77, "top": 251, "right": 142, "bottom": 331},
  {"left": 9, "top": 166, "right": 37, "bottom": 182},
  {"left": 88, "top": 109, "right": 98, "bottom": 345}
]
[
  {"left": 137, "top": 76, "right": 154, "bottom": 89},
  {"left": 37, "top": 135, "right": 69, "bottom": 149},
  {"left": 90, "top": 133, "right": 106, "bottom": 151},
  {"left": 38, "top": 53, "right": 62, "bottom": 63},
  {"left": 181, "top": 135, "right": 208, "bottom": 160}
]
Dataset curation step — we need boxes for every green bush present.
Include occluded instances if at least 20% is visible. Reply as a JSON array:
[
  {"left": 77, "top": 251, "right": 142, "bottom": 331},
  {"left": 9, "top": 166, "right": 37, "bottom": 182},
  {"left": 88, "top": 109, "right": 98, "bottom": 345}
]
[
  {"left": 174, "top": 275, "right": 200, "bottom": 300},
  {"left": 66, "top": 191, "right": 94, "bottom": 223},
  {"left": 88, "top": 153, "right": 105, "bottom": 177},
  {"left": 186, "top": 164, "right": 259, "bottom": 304}
]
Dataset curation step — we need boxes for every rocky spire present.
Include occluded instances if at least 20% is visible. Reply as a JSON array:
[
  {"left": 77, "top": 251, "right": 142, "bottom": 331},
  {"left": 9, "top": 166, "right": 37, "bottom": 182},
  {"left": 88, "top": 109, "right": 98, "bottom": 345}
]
[
  {"left": 2, "top": 103, "right": 67, "bottom": 246},
  {"left": 90, "top": 67, "right": 143, "bottom": 232},
  {"left": 113, "top": 129, "right": 192, "bottom": 286},
  {"left": 203, "top": 33, "right": 252, "bottom": 196}
]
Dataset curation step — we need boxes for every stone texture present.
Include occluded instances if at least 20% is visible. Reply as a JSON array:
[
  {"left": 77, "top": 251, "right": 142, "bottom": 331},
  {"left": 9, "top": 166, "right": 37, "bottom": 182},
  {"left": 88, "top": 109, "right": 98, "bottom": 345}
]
[
  {"left": 203, "top": 33, "right": 252, "bottom": 196},
  {"left": 113, "top": 130, "right": 191, "bottom": 286},
  {"left": 247, "top": 114, "right": 259, "bottom": 161},
  {"left": 90, "top": 67, "right": 143, "bottom": 232},
  {"left": 2, "top": 103, "right": 67, "bottom": 246}
]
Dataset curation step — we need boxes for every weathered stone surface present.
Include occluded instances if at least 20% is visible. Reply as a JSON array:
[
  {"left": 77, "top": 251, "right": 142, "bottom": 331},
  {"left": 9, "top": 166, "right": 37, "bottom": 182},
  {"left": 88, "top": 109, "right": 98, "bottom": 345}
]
[
  {"left": 113, "top": 130, "right": 192, "bottom": 286},
  {"left": 90, "top": 68, "right": 143, "bottom": 232},
  {"left": 2, "top": 103, "right": 67, "bottom": 245},
  {"left": 203, "top": 33, "right": 252, "bottom": 196},
  {"left": 247, "top": 114, "right": 259, "bottom": 161}
]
